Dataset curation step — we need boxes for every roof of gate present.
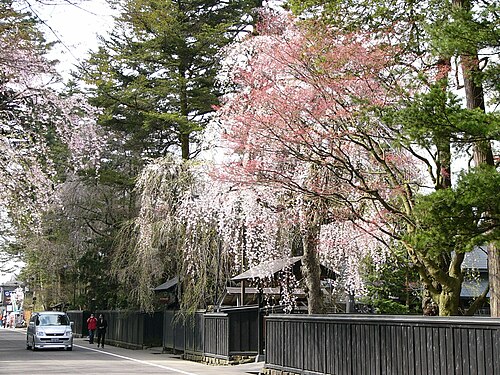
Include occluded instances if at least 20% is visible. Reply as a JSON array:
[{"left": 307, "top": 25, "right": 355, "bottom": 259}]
[
  {"left": 231, "top": 256, "right": 303, "bottom": 281},
  {"left": 153, "top": 276, "right": 179, "bottom": 292}
]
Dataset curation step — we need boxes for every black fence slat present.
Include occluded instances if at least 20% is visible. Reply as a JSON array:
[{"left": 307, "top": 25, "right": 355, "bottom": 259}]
[
  {"left": 475, "top": 329, "right": 485, "bottom": 375},
  {"left": 437, "top": 327, "right": 446, "bottom": 375},
  {"left": 446, "top": 327, "right": 454, "bottom": 375}
]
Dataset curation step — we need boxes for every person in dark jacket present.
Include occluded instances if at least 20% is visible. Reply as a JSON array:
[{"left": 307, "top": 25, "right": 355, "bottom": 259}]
[{"left": 96, "top": 314, "right": 108, "bottom": 348}]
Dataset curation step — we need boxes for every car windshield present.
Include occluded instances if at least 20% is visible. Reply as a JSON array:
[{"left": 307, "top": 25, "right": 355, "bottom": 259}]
[{"left": 37, "top": 314, "right": 69, "bottom": 326}]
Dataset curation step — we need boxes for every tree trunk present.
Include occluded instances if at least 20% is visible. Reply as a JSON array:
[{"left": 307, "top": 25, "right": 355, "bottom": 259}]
[
  {"left": 179, "top": 62, "right": 190, "bottom": 160},
  {"left": 488, "top": 242, "right": 500, "bottom": 316},
  {"left": 461, "top": 54, "right": 494, "bottom": 166},
  {"left": 453, "top": 0, "right": 498, "bottom": 317},
  {"left": 438, "top": 286, "right": 462, "bottom": 316},
  {"left": 460, "top": 47, "right": 498, "bottom": 318},
  {"left": 302, "top": 227, "right": 323, "bottom": 314},
  {"left": 434, "top": 57, "right": 453, "bottom": 191},
  {"left": 180, "top": 133, "right": 190, "bottom": 160},
  {"left": 422, "top": 287, "right": 438, "bottom": 316},
  {"left": 300, "top": 203, "right": 323, "bottom": 314},
  {"left": 413, "top": 249, "right": 464, "bottom": 316},
  {"left": 420, "top": 57, "right": 453, "bottom": 316}
]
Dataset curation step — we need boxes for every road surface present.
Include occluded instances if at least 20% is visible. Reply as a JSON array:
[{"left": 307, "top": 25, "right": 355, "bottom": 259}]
[{"left": 0, "top": 327, "right": 264, "bottom": 374}]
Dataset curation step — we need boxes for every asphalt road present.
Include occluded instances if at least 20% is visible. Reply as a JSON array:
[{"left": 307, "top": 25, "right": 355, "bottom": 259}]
[{"left": 0, "top": 327, "right": 264, "bottom": 374}]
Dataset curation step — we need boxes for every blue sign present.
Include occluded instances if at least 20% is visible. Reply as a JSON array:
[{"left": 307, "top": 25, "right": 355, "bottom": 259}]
[{"left": 3, "top": 291, "right": 12, "bottom": 305}]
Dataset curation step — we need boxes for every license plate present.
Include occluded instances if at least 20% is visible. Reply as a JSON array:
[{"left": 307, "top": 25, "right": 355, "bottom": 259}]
[{"left": 51, "top": 338, "right": 60, "bottom": 342}]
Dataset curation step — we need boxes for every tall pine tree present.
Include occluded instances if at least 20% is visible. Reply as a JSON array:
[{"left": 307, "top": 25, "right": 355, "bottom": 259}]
[{"left": 80, "top": 0, "right": 262, "bottom": 160}]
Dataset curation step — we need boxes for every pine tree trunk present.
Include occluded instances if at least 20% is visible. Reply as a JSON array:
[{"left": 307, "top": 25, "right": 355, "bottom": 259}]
[
  {"left": 438, "top": 286, "right": 462, "bottom": 316},
  {"left": 488, "top": 242, "right": 500, "bottom": 316},
  {"left": 433, "top": 56, "right": 453, "bottom": 191},
  {"left": 422, "top": 287, "right": 438, "bottom": 316},
  {"left": 461, "top": 52, "right": 498, "bottom": 317},
  {"left": 420, "top": 58, "right": 453, "bottom": 316},
  {"left": 179, "top": 62, "right": 190, "bottom": 160},
  {"left": 180, "top": 133, "right": 190, "bottom": 160},
  {"left": 461, "top": 54, "right": 494, "bottom": 166},
  {"left": 414, "top": 250, "right": 464, "bottom": 316},
  {"left": 453, "top": 0, "right": 498, "bottom": 317}
]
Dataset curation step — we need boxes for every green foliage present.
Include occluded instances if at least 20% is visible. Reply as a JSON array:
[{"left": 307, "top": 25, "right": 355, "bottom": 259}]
[
  {"left": 424, "top": 0, "right": 500, "bottom": 110},
  {"left": 427, "top": 1, "right": 500, "bottom": 57},
  {"left": 360, "top": 249, "right": 421, "bottom": 314},
  {"left": 408, "top": 166, "right": 500, "bottom": 257},
  {"left": 388, "top": 83, "right": 500, "bottom": 150},
  {"left": 387, "top": 83, "right": 458, "bottom": 149}
]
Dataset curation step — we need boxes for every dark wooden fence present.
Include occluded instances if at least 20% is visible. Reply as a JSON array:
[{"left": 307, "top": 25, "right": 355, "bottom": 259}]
[
  {"left": 265, "top": 314, "right": 500, "bottom": 375},
  {"left": 163, "top": 310, "right": 204, "bottom": 355},
  {"left": 102, "top": 310, "right": 163, "bottom": 349},
  {"left": 68, "top": 310, "right": 162, "bottom": 349},
  {"left": 204, "top": 313, "right": 229, "bottom": 358},
  {"left": 227, "top": 306, "right": 259, "bottom": 356},
  {"left": 185, "top": 312, "right": 205, "bottom": 354},
  {"left": 67, "top": 310, "right": 91, "bottom": 337},
  {"left": 205, "top": 306, "right": 259, "bottom": 359},
  {"left": 163, "top": 306, "right": 259, "bottom": 360},
  {"left": 163, "top": 310, "right": 186, "bottom": 353}
]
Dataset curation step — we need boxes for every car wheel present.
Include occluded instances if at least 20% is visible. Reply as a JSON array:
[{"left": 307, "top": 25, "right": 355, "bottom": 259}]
[{"left": 66, "top": 346, "right": 73, "bottom": 351}]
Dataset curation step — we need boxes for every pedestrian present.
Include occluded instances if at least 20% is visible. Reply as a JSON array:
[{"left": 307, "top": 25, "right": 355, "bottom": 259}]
[
  {"left": 96, "top": 314, "right": 108, "bottom": 348},
  {"left": 86, "top": 313, "right": 97, "bottom": 344},
  {"left": 0, "top": 312, "right": 3, "bottom": 328}
]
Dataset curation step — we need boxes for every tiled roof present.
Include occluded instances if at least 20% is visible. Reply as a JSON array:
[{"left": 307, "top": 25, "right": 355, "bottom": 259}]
[
  {"left": 462, "top": 246, "right": 488, "bottom": 270},
  {"left": 232, "top": 256, "right": 302, "bottom": 281},
  {"left": 153, "top": 276, "right": 179, "bottom": 291}
]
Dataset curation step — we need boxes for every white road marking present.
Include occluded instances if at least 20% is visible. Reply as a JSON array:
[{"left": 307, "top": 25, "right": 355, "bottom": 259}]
[
  {"left": 7, "top": 329, "right": 202, "bottom": 375},
  {"left": 74, "top": 344, "right": 201, "bottom": 375}
]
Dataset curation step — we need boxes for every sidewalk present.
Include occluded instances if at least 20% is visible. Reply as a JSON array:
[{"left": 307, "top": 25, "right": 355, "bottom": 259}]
[{"left": 75, "top": 337, "right": 265, "bottom": 375}]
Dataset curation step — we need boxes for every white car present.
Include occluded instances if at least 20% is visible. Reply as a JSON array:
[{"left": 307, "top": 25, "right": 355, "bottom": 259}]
[{"left": 26, "top": 311, "right": 73, "bottom": 351}]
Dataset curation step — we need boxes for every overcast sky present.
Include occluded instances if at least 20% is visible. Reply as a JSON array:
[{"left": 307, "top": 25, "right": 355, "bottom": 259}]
[{"left": 30, "top": 0, "right": 115, "bottom": 78}]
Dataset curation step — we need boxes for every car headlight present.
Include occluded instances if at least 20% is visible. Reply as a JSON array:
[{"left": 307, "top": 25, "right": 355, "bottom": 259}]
[
  {"left": 36, "top": 330, "right": 45, "bottom": 336},
  {"left": 65, "top": 329, "right": 73, "bottom": 336}
]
